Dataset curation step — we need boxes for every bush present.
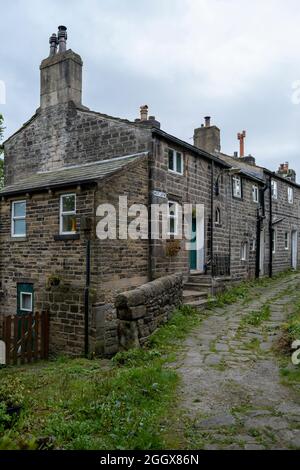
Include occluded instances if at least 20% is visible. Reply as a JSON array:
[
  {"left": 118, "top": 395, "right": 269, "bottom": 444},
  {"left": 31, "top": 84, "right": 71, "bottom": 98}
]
[{"left": 0, "top": 376, "right": 25, "bottom": 408}]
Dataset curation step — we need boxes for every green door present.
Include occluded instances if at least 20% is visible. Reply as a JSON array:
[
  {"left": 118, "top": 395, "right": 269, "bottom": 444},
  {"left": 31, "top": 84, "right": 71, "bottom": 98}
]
[
  {"left": 189, "top": 217, "right": 197, "bottom": 270},
  {"left": 17, "top": 283, "right": 34, "bottom": 341},
  {"left": 17, "top": 283, "right": 34, "bottom": 315}
]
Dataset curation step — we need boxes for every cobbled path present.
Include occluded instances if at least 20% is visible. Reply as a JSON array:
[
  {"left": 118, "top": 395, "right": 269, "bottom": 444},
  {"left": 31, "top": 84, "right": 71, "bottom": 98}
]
[{"left": 177, "top": 273, "right": 300, "bottom": 449}]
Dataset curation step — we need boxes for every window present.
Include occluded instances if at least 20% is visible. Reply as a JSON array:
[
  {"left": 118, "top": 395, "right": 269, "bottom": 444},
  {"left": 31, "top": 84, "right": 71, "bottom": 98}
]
[
  {"left": 232, "top": 176, "right": 242, "bottom": 198},
  {"left": 60, "top": 194, "right": 77, "bottom": 235},
  {"left": 288, "top": 187, "right": 294, "bottom": 204},
  {"left": 272, "top": 229, "right": 276, "bottom": 254},
  {"left": 11, "top": 200, "right": 26, "bottom": 237},
  {"left": 251, "top": 239, "right": 256, "bottom": 252},
  {"left": 168, "top": 149, "right": 183, "bottom": 175},
  {"left": 168, "top": 201, "right": 178, "bottom": 236},
  {"left": 252, "top": 185, "right": 259, "bottom": 203},
  {"left": 284, "top": 232, "right": 289, "bottom": 250},
  {"left": 241, "top": 242, "right": 248, "bottom": 261},
  {"left": 20, "top": 292, "right": 33, "bottom": 312},
  {"left": 271, "top": 180, "right": 278, "bottom": 200},
  {"left": 215, "top": 207, "right": 221, "bottom": 225}
]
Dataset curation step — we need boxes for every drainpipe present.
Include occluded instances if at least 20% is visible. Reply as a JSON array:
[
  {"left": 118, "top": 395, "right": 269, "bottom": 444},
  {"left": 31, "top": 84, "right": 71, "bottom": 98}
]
[
  {"left": 211, "top": 162, "right": 215, "bottom": 277},
  {"left": 255, "top": 207, "right": 261, "bottom": 279},
  {"left": 84, "top": 238, "right": 91, "bottom": 357},
  {"left": 82, "top": 214, "right": 93, "bottom": 358},
  {"left": 256, "top": 183, "right": 268, "bottom": 278},
  {"left": 268, "top": 176, "right": 273, "bottom": 278},
  {"left": 148, "top": 136, "right": 156, "bottom": 282}
]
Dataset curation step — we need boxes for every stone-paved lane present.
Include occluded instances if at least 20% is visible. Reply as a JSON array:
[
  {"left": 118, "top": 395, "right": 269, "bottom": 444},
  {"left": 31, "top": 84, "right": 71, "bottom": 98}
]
[{"left": 177, "top": 273, "right": 300, "bottom": 450}]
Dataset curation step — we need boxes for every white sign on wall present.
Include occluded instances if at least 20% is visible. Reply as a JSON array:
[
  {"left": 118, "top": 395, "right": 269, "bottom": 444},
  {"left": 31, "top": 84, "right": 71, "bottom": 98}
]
[{"left": 0, "top": 340, "right": 6, "bottom": 365}]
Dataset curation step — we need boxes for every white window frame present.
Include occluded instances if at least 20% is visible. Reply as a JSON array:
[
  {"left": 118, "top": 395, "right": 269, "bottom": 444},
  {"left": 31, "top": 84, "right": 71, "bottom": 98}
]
[
  {"left": 168, "top": 201, "right": 179, "bottom": 236},
  {"left": 168, "top": 149, "right": 183, "bottom": 176},
  {"left": 232, "top": 176, "right": 242, "bottom": 199},
  {"left": 60, "top": 193, "right": 77, "bottom": 235},
  {"left": 241, "top": 242, "right": 248, "bottom": 261},
  {"left": 252, "top": 185, "right": 259, "bottom": 203},
  {"left": 271, "top": 180, "right": 278, "bottom": 200},
  {"left": 20, "top": 292, "right": 33, "bottom": 312},
  {"left": 11, "top": 200, "right": 26, "bottom": 238},
  {"left": 272, "top": 229, "right": 276, "bottom": 254},
  {"left": 288, "top": 187, "right": 294, "bottom": 204},
  {"left": 284, "top": 232, "right": 289, "bottom": 250}
]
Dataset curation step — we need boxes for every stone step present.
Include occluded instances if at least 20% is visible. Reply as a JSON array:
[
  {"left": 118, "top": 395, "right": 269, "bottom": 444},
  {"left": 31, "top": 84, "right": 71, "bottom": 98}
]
[
  {"left": 187, "top": 277, "right": 212, "bottom": 285},
  {"left": 185, "top": 282, "right": 212, "bottom": 292},
  {"left": 183, "top": 298, "right": 210, "bottom": 310},
  {"left": 189, "top": 273, "right": 212, "bottom": 279},
  {"left": 183, "top": 290, "right": 207, "bottom": 303}
]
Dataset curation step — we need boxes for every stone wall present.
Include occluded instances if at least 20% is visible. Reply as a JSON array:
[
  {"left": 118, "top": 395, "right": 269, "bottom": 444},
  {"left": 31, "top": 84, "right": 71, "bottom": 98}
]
[
  {"left": 115, "top": 273, "right": 183, "bottom": 350},
  {"left": 229, "top": 177, "right": 262, "bottom": 280},
  {"left": 43, "top": 283, "right": 96, "bottom": 357},
  {"left": 4, "top": 102, "right": 152, "bottom": 185}
]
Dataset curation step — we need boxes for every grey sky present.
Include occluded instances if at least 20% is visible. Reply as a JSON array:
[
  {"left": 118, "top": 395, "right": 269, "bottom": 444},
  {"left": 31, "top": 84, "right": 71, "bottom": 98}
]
[{"left": 1, "top": 0, "right": 300, "bottom": 178}]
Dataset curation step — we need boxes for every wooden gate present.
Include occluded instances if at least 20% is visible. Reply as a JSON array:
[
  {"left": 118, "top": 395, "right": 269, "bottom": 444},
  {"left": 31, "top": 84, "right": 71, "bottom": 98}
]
[{"left": 3, "top": 311, "right": 49, "bottom": 365}]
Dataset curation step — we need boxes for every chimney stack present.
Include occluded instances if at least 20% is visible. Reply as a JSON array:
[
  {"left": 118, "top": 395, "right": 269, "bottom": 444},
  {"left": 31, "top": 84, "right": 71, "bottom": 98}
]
[
  {"left": 40, "top": 26, "right": 83, "bottom": 109},
  {"left": 194, "top": 117, "right": 221, "bottom": 155},
  {"left": 277, "top": 162, "right": 296, "bottom": 182}
]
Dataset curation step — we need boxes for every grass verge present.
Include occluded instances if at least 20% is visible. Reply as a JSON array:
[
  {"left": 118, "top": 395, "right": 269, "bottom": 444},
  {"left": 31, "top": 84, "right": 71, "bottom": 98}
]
[{"left": 0, "top": 305, "right": 203, "bottom": 450}]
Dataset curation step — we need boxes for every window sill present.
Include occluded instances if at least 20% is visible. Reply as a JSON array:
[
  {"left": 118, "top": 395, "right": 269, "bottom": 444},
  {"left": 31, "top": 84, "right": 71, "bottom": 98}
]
[
  {"left": 10, "top": 237, "right": 27, "bottom": 242},
  {"left": 168, "top": 169, "right": 184, "bottom": 177},
  {"left": 54, "top": 234, "right": 80, "bottom": 241}
]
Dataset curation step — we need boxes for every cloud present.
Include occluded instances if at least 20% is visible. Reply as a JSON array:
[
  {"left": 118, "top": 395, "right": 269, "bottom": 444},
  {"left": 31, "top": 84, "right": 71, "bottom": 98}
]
[{"left": 1, "top": 0, "right": 300, "bottom": 175}]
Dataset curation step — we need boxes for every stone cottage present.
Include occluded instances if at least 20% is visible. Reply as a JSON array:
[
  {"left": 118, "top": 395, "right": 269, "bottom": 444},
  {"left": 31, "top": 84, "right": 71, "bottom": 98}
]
[{"left": 0, "top": 26, "right": 299, "bottom": 357}]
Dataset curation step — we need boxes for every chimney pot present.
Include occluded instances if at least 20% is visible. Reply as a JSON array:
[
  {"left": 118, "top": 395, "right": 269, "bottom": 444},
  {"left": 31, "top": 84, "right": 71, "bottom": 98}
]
[
  {"left": 204, "top": 116, "right": 211, "bottom": 127},
  {"left": 140, "top": 105, "right": 148, "bottom": 121},
  {"left": 58, "top": 25, "right": 68, "bottom": 53},
  {"left": 49, "top": 33, "right": 58, "bottom": 56}
]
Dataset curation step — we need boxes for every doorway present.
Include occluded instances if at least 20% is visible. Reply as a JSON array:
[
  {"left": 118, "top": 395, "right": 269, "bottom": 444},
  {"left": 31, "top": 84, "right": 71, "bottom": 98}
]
[
  {"left": 189, "top": 206, "right": 205, "bottom": 272},
  {"left": 291, "top": 231, "right": 298, "bottom": 270}
]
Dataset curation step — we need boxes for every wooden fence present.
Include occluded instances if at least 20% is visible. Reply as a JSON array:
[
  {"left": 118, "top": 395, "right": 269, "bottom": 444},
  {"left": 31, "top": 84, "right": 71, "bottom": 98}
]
[{"left": 3, "top": 311, "right": 49, "bottom": 365}]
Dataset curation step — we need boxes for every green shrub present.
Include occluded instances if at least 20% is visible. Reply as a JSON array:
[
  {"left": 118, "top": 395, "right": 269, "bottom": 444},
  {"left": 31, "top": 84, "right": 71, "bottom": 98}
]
[{"left": 0, "top": 376, "right": 25, "bottom": 408}]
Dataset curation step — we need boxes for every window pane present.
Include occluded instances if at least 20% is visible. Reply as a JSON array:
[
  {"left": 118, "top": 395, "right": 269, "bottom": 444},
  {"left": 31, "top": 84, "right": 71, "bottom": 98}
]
[
  {"left": 169, "top": 217, "right": 175, "bottom": 235},
  {"left": 176, "top": 152, "right": 182, "bottom": 173},
  {"left": 14, "top": 219, "right": 26, "bottom": 236},
  {"left": 62, "top": 195, "right": 75, "bottom": 212},
  {"left": 168, "top": 150, "right": 174, "bottom": 171},
  {"left": 21, "top": 293, "right": 32, "bottom": 311},
  {"left": 14, "top": 201, "right": 26, "bottom": 217},
  {"left": 63, "top": 214, "right": 77, "bottom": 233}
]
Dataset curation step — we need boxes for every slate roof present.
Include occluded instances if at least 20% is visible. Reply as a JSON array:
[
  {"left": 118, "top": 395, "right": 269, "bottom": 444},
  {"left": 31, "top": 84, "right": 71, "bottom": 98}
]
[
  {"left": 217, "top": 153, "right": 265, "bottom": 184},
  {"left": 0, "top": 152, "right": 148, "bottom": 197}
]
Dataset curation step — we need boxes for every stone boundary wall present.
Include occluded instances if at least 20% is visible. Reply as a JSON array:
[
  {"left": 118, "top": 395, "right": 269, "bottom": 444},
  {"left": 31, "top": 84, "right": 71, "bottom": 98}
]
[{"left": 115, "top": 273, "right": 183, "bottom": 351}]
